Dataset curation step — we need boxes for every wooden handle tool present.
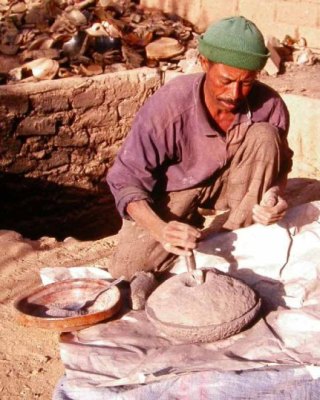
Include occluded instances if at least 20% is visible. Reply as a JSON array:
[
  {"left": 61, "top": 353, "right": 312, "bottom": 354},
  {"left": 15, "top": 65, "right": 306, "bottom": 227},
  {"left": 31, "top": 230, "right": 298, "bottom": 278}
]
[{"left": 186, "top": 250, "right": 204, "bottom": 285}]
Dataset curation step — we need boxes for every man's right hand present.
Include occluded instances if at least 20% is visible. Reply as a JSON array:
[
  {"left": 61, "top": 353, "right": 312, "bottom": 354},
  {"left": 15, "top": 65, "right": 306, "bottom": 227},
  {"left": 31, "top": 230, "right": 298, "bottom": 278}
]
[
  {"left": 161, "top": 220, "right": 201, "bottom": 256},
  {"left": 126, "top": 200, "right": 200, "bottom": 257}
]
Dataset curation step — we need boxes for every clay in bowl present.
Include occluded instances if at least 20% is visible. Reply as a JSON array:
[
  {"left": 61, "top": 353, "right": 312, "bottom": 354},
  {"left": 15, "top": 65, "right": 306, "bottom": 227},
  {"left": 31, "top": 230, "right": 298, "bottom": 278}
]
[{"left": 14, "top": 278, "right": 121, "bottom": 332}]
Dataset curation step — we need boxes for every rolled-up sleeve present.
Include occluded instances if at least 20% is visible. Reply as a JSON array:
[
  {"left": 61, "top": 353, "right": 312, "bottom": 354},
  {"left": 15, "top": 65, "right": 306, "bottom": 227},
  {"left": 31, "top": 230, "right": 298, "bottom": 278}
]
[{"left": 107, "top": 113, "right": 173, "bottom": 218}]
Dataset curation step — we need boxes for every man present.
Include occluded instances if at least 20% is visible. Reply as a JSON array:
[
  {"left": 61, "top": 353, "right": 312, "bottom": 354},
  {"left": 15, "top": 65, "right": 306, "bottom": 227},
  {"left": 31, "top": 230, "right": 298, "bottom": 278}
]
[{"left": 107, "top": 16, "right": 293, "bottom": 285}]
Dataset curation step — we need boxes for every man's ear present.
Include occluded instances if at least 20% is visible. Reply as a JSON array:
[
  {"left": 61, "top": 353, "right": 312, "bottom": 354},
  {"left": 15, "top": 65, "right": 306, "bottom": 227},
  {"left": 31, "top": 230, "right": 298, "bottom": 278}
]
[{"left": 198, "top": 55, "right": 210, "bottom": 72}]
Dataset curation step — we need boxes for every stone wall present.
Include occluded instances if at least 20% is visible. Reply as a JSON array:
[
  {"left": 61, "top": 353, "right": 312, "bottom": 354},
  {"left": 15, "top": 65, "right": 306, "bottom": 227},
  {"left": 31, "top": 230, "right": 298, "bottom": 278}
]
[
  {"left": 141, "top": 0, "right": 320, "bottom": 49},
  {"left": 0, "top": 67, "right": 161, "bottom": 191},
  {"left": 0, "top": 68, "right": 162, "bottom": 239}
]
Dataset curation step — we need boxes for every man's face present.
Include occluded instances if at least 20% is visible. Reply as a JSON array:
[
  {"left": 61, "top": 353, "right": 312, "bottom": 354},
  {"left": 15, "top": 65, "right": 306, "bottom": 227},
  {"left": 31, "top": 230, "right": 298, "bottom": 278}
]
[{"left": 201, "top": 58, "right": 258, "bottom": 112}]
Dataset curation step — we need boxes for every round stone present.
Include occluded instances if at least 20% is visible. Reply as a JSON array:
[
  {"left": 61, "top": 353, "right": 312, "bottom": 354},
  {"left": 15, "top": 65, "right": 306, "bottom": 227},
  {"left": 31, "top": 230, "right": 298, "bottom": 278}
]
[{"left": 146, "top": 269, "right": 261, "bottom": 343}]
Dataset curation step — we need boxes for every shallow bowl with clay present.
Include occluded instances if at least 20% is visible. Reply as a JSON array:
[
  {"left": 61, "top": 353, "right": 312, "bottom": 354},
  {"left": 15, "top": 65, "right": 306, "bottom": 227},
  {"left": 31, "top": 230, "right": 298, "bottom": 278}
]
[{"left": 14, "top": 278, "right": 121, "bottom": 332}]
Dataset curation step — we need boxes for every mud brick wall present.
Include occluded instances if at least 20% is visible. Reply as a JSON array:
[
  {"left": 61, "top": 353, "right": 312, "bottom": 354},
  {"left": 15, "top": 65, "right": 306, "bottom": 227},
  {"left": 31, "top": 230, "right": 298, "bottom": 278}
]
[
  {"left": 141, "top": 0, "right": 320, "bottom": 49},
  {"left": 0, "top": 67, "right": 161, "bottom": 190},
  {"left": 0, "top": 68, "right": 161, "bottom": 239}
]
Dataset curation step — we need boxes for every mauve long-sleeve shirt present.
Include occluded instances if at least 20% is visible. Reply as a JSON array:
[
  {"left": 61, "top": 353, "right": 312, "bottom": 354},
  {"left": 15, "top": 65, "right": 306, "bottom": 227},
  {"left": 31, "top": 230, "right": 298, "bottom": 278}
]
[{"left": 107, "top": 73, "right": 292, "bottom": 218}]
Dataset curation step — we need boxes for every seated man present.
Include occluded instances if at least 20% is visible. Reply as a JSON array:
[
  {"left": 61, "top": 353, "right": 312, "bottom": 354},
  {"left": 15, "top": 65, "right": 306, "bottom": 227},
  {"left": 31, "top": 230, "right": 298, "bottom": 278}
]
[{"left": 107, "top": 16, "right": 293, "bottom": 284}]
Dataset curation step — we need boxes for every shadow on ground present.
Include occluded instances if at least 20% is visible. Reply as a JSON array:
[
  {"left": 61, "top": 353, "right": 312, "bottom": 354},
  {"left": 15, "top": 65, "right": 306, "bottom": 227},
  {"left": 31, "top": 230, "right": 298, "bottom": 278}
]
[
  {"left": 285, "top": 177, "right": 320, "bottom": 207},
  {"left": 0, "top": 175, "right": 319, "bottom": 241},
  {"left": 0, "top": 173, "right": 122, "bottom": 240}
]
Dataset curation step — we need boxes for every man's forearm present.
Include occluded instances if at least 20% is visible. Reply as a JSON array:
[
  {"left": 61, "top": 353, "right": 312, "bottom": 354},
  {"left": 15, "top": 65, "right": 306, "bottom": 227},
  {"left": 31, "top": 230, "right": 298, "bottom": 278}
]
[
  {"left": 126, "top": 200, "right": 167, "bottom": 242},
  {"left": 126, "top": 199, "right": 201, "bottom": 256}
]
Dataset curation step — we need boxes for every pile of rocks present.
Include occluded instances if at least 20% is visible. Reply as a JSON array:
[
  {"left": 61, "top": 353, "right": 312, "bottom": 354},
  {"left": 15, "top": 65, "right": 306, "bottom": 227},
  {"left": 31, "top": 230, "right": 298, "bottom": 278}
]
[{"left": 0, "top": 0, "right": 198, "bottom": 84}]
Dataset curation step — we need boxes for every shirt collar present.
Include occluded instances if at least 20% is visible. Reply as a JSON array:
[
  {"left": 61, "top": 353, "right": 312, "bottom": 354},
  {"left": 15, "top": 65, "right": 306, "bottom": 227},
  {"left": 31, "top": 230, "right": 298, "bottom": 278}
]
[
  {"left": 193, "top": 73, "right": 219, "bottom": 137},
  {"left": 229, "top": 100, "right": 252, "bottom": 130}
]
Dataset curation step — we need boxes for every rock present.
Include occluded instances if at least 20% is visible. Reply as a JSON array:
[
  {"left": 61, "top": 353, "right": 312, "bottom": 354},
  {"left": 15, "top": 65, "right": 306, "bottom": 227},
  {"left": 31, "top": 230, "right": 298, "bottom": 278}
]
[
  {"left": 146, "top": 269, "right": 261, "bottom": 343},
  {"left": 265, "top": 37, "right": 282, "bottom": 76},
  {"left": 146, "top": 37, "right": 185, "bottom": 60},
  {"left": 25, "top": 58, "right": 59, "bottom": 80},
  {"left": 130, "top": 271, "right": 158, "bottom": 310}
]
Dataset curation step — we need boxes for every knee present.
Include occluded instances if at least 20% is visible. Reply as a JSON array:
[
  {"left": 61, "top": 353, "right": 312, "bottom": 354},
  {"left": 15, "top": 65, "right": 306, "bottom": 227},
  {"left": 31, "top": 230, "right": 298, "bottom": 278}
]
[
  {"left": 246, "top": 122, "right": 280, "bottom": 143},
  {"left": 246, "top": 122, "right": 280, "bottom": 149}
]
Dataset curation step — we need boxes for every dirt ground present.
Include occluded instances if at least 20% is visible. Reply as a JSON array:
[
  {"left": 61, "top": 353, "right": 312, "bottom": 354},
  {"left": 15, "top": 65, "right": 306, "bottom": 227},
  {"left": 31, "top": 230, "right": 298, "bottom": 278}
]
[{"left": 1, "top": 64, "right": 320, "bottom": 400}]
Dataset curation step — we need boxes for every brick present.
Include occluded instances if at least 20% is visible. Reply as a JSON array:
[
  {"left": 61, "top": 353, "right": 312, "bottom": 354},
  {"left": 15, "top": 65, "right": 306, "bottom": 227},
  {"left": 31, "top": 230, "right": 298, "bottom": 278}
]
[
  {"left": 17, "top": 116, "right": 56, "bottom": 136},
  {"left": 71, "top": 130, "right": 89, "bottom": 147},
  {"left": 87, "top": 128, "right": 108, "bottom": 145},
  {"left": 141, "top": 0, "right": 237, "bottom": 32},
  {"left": 144, "top": 74, "right": 161, "bottom": 91},
  {"left": 201, "top": 0, "right": 239, "bottom": 20},
  {"left": 24, "top": 136, "right": 46, "bottom": 153},
  {"left": 31, "top": 93, "right": 69, "bottom": 113},
  {"left": 0, "top": 115, "right": 15, "bottom": 135},
  {"left": 276, "top": 1, "right": 319, "bottom": 28},
  {"left": 264, "top": 22, "right": 299, "bottom": 44},
  {"left": 70, "top": 148, "right": 92, "bottom": 165},
  {"left": 0, "top": 55, "right": 20, "bottom": 74},
  {"left": 54, "top": 128, "right": 89, "bottom": 147},
  {"left": 39, "top": 151, "right": 70, "bottom": 170},
  {"left": 33, "top": 150, "right": 46, "bottom": 160},
  {"left": 0, "top": 136, "right": 22, "bottom": 156},
  {"left": 238, "top": 0, "right": 276, "bottom": 31},
  {"left": 88, "top": 126, "right": 123, "bottom": 146},
  {"left": 299, "top": 26, "right": 320, "bottom": 48},
  {"left": 112, "top": 79, "right": 142, "bottom": 100},
  {"left": 118, "top": 99, "right": 141, "bottom": 118},
  {"left": 0, "top": 94, "right": 29, "bottom": 115},
  {"left": 53, "top": 129, "right": 74, "bottom": 147},
  {"left": 72, "top": 88, "right": 104, "bottom": 109},
  {"left": 75, "top": 106, "right": 118, "bottom": 128},
  {"left": 54, "top": 111, "right": 76, "bottom": 126},
  {"left": 83, "top": 161, "right": 106, "bottom": 178},
  {"left": 98, "top": 144, "right": 120, "bottom": 164},
  {"left": 8, "top": 158, "right": 38, "bottom": 174}
]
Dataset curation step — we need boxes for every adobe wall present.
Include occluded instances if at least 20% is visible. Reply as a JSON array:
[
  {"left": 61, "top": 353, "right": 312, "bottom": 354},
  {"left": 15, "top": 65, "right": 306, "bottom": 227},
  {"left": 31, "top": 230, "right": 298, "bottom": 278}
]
[
  {"left": 141, "top": 0, "right": 320, "bottom": 49},
  {"left": 0, "top": 68, "right": 162, "bottom": 239},
  {"left": 0, "top": 68, "right": 161, "bottom": 191}
]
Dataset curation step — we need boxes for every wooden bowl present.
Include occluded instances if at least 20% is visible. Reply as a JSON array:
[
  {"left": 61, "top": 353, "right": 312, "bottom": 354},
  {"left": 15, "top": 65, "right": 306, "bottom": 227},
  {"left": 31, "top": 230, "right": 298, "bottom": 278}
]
[{"left": 14, "top": 278, "right": 121, "bottom": 332}]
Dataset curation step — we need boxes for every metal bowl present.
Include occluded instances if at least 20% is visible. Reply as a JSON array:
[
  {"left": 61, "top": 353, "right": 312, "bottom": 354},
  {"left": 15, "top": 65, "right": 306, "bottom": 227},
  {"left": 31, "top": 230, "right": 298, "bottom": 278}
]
[{"left": 14, "top": 278, "right": 121, "bottom": 332}]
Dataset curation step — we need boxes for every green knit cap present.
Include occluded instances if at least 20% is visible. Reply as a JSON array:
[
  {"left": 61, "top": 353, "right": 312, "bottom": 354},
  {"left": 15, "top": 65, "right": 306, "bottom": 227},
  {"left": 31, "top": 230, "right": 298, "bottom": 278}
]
[{"left": 198, "top": 16, "right": 269, "bottom": 71}]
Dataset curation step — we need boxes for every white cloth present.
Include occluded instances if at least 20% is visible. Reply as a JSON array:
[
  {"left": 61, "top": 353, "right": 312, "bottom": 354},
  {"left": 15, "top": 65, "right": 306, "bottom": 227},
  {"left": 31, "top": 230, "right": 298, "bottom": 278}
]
[{"left": 51, "top": 201, "right": 320, "bottom": 397}]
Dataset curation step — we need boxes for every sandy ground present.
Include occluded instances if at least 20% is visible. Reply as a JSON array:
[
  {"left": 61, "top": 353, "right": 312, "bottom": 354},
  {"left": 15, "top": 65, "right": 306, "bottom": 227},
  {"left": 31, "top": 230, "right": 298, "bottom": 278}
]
[
  {"left": 1, "top": 64, "right": 320, "bottom": 399},
  {"left": 0, "top": 233, "right": 117, "bottom": 399}
]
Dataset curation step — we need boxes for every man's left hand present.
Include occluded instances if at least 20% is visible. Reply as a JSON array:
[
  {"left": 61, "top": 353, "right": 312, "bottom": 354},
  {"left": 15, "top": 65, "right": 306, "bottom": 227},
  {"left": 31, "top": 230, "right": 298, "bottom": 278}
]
[{"left": 252, "top": 187, "right": 288, "bottom": 225}]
